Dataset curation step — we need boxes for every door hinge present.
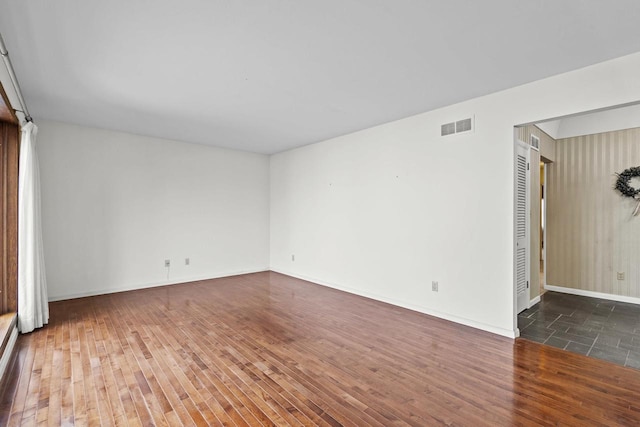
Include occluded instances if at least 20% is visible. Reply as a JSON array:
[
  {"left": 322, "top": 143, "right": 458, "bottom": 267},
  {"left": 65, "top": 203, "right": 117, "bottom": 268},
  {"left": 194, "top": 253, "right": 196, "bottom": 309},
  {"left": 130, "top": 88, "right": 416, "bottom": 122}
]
[
  {"left": 527, "top": 163, "right": 530, "bottom": 170},
  {"left": 526, "top": 280, "right": 529, "bottom": 289}
]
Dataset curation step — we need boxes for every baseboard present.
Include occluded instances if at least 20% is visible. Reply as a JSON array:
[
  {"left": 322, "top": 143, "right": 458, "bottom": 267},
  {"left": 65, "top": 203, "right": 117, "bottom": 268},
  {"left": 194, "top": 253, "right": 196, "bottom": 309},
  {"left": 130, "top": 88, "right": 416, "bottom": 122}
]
[
  {"left": 271, "top": 269, "right": 517, "bottom": 339},
  {"left": 0, "top": 327, "right": 17, "bottom": 384},
  {"left": 545, "top": 284, "right": 640, "bottom": 305},
  {"left": 48, "top": 268, "right": 269, "bottom": 302},
  {"left": 529, "top": 295, "right": 541, "bottom": 308}
]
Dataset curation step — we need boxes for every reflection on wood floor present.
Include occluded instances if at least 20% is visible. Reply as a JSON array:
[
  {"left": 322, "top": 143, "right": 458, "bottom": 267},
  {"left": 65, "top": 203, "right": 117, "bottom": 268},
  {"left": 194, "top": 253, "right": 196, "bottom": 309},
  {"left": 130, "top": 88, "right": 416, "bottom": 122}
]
[{"left": 2, "top": 271, "right": 640, "bottom": 426}]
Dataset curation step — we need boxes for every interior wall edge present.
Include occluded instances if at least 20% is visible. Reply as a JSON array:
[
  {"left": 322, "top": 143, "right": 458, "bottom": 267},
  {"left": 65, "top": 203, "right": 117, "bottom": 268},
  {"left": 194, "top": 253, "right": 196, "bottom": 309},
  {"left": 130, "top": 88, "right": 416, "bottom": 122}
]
[
  {"left": 545, "top": 284, "right": 640, "bottom": 305},
  {"left": 47, "top": 268, "right": 270, "bottom": 302},
  {"left": 271, "top": 269, "right": 518, "bottom": 338},
  {"left": 529, "top": 295, "right": 541, "bottom": 308}
]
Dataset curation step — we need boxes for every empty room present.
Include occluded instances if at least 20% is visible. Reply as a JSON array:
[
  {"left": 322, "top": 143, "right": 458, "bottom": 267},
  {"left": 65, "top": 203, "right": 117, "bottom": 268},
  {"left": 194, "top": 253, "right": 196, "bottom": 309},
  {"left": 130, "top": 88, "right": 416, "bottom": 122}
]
[{"left": 1, "top": 1, "right": 640, "bottom": 426}]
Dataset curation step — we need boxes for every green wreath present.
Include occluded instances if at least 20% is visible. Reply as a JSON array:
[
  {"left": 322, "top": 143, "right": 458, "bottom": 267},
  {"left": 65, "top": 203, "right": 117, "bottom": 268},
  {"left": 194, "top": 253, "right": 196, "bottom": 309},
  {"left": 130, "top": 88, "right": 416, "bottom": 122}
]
[{"left": 615, "top": 166, "right": 640, "bottom": 199}]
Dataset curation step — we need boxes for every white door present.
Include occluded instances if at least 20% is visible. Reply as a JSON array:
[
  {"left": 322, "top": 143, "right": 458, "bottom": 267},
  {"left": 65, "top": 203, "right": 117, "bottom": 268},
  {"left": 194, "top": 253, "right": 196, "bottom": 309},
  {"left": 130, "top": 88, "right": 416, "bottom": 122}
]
[{"left": 515, "top": 140, "right": 530, "bottom": 314}]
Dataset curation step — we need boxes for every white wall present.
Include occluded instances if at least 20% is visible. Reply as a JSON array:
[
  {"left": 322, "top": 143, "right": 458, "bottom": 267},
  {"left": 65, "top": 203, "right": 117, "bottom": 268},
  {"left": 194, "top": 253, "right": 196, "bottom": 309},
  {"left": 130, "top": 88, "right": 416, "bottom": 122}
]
[
  {"left": 270, "top": 52, "right": 640, "bottom": 338},
  {"left": 38, "top": 121, "right": 270, "bottom": 301}
]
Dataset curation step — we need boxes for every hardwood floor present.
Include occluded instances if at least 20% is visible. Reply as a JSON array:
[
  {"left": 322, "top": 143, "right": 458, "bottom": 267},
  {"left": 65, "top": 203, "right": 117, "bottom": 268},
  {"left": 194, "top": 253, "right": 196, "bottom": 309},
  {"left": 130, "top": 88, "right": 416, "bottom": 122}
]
[{"left": 1, "top": 272, "right": 640, "bottom": 426}]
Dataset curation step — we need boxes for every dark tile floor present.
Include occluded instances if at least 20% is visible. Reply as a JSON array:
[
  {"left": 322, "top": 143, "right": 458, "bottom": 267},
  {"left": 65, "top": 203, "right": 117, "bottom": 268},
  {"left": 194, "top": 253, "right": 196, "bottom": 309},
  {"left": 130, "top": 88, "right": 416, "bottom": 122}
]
[{"left": 518, "top": 291, "right": 640, "bottom": 369}]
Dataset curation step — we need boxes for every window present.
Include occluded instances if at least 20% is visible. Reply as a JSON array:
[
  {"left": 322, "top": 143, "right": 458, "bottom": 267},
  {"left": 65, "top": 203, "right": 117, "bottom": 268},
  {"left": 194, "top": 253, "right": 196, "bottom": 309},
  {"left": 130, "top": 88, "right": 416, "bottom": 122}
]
[{"left": 0, "top": 82, "right": 19, "bottom": 314}]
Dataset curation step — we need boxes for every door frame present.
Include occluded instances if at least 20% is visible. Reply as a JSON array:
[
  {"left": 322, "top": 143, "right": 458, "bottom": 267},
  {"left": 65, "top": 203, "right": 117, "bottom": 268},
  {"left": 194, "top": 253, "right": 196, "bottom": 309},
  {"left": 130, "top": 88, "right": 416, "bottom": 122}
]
[{"left": 541, "top": 162, "right": 547, "bottom": 292}]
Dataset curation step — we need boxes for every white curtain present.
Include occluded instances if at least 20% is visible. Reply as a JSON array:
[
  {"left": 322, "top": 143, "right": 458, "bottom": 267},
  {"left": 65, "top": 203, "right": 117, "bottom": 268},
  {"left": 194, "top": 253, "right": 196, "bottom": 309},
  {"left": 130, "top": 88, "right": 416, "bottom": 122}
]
[{"left": 17, "top": 122, "right": 48, "bottom": 333}]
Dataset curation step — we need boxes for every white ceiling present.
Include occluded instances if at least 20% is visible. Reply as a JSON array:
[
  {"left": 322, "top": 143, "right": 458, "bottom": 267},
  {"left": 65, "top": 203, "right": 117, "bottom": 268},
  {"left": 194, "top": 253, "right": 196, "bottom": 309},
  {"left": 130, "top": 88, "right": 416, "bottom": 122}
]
[
  {"left": 537, "top": 103, "right": 640, "bottom": 140},
  {"left": 1, "top": 1, "right": 640, "bottom": 154}
]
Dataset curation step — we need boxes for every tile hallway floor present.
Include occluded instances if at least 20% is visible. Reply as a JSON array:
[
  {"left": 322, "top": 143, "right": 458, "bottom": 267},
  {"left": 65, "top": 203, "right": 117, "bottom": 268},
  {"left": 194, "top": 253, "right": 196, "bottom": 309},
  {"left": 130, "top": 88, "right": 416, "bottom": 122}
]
[{"left": 518, "top": 291, "right": 640, "bottom": 369}]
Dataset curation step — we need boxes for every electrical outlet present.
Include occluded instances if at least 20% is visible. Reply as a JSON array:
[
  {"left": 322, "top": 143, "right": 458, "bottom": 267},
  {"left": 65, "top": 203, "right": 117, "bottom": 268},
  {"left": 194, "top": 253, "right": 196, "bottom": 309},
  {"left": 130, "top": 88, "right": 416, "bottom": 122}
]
[
  {"left": 432, "top": 281, "right": 438, "bottom": 292},
  {"left": 185, "top": 258, "right": 190, "bottom": 266},
  {"left": 292, "top": 254, "right": 295, "bottom": 261},
  {"left": 617, "top": 272, "right": 625, "bottom": 281},
  {"left": 164, "top": 259, "right": 170, "bottom": 268}
]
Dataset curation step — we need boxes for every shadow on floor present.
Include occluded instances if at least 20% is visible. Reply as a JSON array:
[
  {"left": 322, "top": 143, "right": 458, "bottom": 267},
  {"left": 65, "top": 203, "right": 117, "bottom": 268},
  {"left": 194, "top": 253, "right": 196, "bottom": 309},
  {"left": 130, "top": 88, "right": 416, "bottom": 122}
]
[{"left": 518, "top": 291, "right": 640, "bottom": 369}]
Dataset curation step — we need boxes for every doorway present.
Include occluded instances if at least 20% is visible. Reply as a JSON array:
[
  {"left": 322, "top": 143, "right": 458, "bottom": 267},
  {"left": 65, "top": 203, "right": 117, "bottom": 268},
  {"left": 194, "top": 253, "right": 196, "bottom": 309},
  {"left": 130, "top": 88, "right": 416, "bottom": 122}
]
[
  {"left": 515, "top": 101, "right": 640, "bottom": 362},
  {"left": 514, "top": 126, "right": 550, "bottom": 315},
  {"left": 539, "top": 161, "right": 549, "bottom": 294}
]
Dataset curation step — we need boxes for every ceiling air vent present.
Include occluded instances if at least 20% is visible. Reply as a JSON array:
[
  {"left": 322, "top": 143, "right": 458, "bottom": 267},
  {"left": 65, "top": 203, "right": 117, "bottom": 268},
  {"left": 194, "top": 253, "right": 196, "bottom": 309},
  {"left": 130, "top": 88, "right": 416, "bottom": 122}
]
[
  {"left": 441, "top": 122, "right": 456, "bottom": 136},
  {"left": 441, "top": 116, "right": 474, "bottom": 137},
  {"left": 530, "top": 134, "right": 540, "bottom": 151},
  {"left": 456, "top": 118, "right": 472, "bottom": 133}
]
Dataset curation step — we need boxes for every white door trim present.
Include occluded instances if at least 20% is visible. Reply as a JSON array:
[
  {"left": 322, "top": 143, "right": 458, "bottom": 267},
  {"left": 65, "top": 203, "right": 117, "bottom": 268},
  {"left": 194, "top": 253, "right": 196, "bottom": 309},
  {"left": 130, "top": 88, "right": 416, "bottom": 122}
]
[
  {"left": 541, "top": 162, "right": 547, "bottom": 291},
  {"left": 514, "top": 138, "right": 531, "bottom": 319}
]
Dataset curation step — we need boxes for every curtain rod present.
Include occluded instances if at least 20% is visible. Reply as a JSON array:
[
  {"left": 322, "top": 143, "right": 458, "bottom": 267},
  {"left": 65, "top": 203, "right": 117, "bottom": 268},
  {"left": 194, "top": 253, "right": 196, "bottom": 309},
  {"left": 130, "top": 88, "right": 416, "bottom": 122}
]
[{"left": 0, "top": 32, "right": 32, "bottom": 122}]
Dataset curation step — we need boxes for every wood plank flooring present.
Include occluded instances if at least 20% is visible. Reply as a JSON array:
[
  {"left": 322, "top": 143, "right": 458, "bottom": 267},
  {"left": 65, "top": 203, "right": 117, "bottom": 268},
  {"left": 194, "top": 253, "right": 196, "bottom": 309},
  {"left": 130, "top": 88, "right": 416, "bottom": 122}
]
[{"left": 2, "top": 271, "right": 640, "bottom": 426}]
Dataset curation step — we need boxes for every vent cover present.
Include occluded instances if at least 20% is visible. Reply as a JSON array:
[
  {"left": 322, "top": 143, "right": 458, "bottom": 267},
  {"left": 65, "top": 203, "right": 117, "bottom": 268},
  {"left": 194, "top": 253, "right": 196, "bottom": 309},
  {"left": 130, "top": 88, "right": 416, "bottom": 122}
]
[
  {"left": 441, "top": 122, "right": 456, "bottom": 136},
  {"left": 456, "top": 118, "right": 472, "bottom": 133},
  {"left": 441, "top": 116, "right": 474, "bottom": 136},
  {"left": 530, "top": 134, "right": 540, "bottom": 151}
]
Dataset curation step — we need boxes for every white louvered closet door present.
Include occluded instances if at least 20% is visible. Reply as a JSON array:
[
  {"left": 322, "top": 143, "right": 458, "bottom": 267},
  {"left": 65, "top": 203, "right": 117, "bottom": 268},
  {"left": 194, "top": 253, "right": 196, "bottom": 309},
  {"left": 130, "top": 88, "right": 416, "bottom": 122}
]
[{"left": 515, "top": 141, "right": 530, "bottom": 314}]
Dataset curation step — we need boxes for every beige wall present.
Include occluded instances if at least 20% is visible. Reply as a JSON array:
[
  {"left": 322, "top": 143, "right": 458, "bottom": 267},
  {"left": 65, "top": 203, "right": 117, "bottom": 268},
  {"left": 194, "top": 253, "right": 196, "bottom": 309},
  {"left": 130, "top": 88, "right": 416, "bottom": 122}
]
[
  {"left": 516, "top": 125, "right": 555, "bottom": 302},
  {"left": 530, "top": 125, "right": 557, "bottom": 162},
  {"left": 547, "top": 127, "right": 640, "bottom": 298}
]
